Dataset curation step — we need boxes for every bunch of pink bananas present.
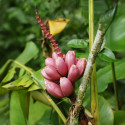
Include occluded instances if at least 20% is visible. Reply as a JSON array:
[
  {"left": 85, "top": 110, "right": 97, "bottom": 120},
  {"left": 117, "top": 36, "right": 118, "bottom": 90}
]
[{"left": 41, "top": 51, "right": 87, "bottom": 98}]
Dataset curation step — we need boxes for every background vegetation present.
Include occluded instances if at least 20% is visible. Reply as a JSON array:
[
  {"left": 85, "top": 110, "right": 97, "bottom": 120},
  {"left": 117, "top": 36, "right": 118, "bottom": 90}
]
[{"left": 0, "top": 0, "right": 125, "bottom": 125}]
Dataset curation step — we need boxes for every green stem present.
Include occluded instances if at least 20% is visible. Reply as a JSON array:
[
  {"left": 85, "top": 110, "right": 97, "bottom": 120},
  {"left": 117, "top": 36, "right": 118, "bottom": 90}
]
[
  {"left": 89, "top": 0, "right": 94, "bottom": 50},
  {"left": 111, "top": 62, "right": 119, "bottom": 110},
  {"left": 41, "top": 90, "right": 66, "bottom": 123},
  {"left": 89, "top": 0, "right": 100, "bottom": 125},
  {"left": 13, "top": 60, "right": 33, "bottom": 74}
]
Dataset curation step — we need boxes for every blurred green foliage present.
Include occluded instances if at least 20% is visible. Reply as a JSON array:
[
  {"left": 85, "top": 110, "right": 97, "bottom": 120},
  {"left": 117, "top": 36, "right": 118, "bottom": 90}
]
[{"left": 0, "top": 0, "right": 125, "bottom": 125}]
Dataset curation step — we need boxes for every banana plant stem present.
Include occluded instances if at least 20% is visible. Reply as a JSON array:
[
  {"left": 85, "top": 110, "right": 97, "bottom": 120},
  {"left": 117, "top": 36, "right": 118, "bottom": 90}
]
[
  {"left": 111, "top": 62, "right": 119, "bottom": 110},
  {"left": 89, "top": 0, "right": 100, "bottom": 124},
  {"left": 13, "top": 60, "right": 33, "bottom": 74}
]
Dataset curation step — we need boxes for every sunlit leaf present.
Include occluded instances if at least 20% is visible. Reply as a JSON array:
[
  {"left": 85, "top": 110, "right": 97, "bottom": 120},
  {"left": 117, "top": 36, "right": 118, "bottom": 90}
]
[
  {"left": 67, "top": 39, "right": 88, "bottom": 48},
  {"left": 31, "top": 69, "right": 46, "bottom": 90},
  {"left": 0, "top": 60, "right": 12, "bottom": 83},
  {"left": 99, "top": 96, "right": 114, "bottom": 125},
  {"left": 0, "top": 42, "right": 38, "bottom": 87},
  {"left": 18, "top": 68, "right": 25, "bottom": 77},
  {"left": 1, "top": 67, "right": 16, "bottom": 84},
  {"left": 97, "top": 58, "right": 125, "bottom": 92},
  {"left": 49, "top": 18, "right": 70, "bottom": 36},
  {"left": 2, "top": 75, "right": 33, "bottom": 90},
  {"left": 98, "top": 48, "right": 116, "bottom": 62},
  {"left": 16, "top": 42, "right": 39, "bottom": 64},
  {"left": 114, "top": 111, "right": 125, "bottom": 125},
  {"left": 28, "top": 83, "right": 40, "bottom": 91}
]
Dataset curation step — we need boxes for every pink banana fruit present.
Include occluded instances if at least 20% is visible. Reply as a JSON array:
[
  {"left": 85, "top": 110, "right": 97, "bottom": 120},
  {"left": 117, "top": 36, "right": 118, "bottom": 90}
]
[
  {"left": 55, "top": 57, "right": 68, "bottom": 76},
  {"left": 60, "top": 77, "right": 73, "bottom": 96},
  {"left": 52, "top": 52, "right": 58, "bottom": 60},
  {"left": 76, "top": 58, "right": 87, "bottom": 76},
  {"left": 45, "top": 57, "right": 55, "bottom": 68},
  {"left": 44, "top": 66, "right": 61, "bottom": 81},
  {"left": 65, "top": 51, "right": 76, "bottom": 70},
  {"left": 45, "top": 80, "right": 64, "bottom": 98},
  {"left": 41, "top": 69, "right": 53, "bottom": 81},
  {"left": 68, "top": 65, "right": 80, "bottom": 83}
]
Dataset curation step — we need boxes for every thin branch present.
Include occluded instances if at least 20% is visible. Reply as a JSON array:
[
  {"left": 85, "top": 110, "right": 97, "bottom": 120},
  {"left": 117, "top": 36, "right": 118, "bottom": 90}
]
[{"left": 68, "top": 24, "right": 105, "bottom": 125}]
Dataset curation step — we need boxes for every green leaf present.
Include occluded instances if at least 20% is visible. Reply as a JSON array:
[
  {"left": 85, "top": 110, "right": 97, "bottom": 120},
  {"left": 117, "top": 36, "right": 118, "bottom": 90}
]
[
  {"left": 0, "top": 98, "right": 9, "bottom": 108},
  {"left": 18, "top": 90, "right": 29, "bottom": 121},
  {"left": 97, "top": 58, "right": 125, "bottom": 92},
  {"left": 105, "top": 3, "right": 125, "bottom": 51},
  {"left": 8, "top": 8, "right": 28, "bottom": 24},
  {"left": 0, "top": 101, "right": 9, "bottom": 125},
  {"left": 31, "top": 69, "right": 46, "bottom": 90},
  {"left": 19, "top": 68, "right": 26, "bottom": 77},
  {"left": 2, "top": 75, "right": 33, "bottom": 90},
  {"left": 0, "top": 87, "right": 8, "bottom": 95},
  {"left": 75, "top": 49, "right": 89, "bottom": 59},
  {"left": 36, "top": 110, "right": 51, "bottom": 125},
  {"left": 0, "top": 42, "right": 38, "bottom": 86},
  {"left": 1, "top": 66, "right": 16, "bottom": 84},
  {"left": 0, "top": 60, "right": 12, "bottom": 83},
  {"left": 67, "top": 39, "right": 88, "bottom": 48},
  {"left": 28, "top": 83, "right": 40, "bottom": 91},
  {"left": 81, "top": 0, "right": 108, "bottom": 24},
  {"left": 99, "top": 96, "right": 114, "bottom": 125},
  {"left": 29, "top": 97, "right": 51, "bottom": 125},
  {"left": 31, "top": 91, "right": 51, "bottom": 106},
  {"left": 98, "top": 48, "right": 116, "bottom": 62},
  {"left": 10, "top": 91, "right": 27, "bottom": 125},
  {"left": 16, "top": 42, "right": 39, "bottom": 64},
  {"left": 114, "top": 111, "right": 125, "bottom": 125},
  {"left": 99, "top": 5, "right": 117, "bottom": 32},
  {"left": 36, "top": 109, "right": 60, "bottom": 125}
]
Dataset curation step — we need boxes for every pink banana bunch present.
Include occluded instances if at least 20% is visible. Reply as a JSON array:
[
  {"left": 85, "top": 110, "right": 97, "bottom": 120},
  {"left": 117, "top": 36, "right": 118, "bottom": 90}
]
[{"left": 41, "top": 51, "right": 87, "bottom": 98}]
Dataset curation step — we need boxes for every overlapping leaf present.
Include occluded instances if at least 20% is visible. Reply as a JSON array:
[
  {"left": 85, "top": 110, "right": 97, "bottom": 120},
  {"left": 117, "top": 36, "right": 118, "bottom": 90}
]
[
  {"left": 105, "top": 3, "right": 125, "bottom": 51},
  {"left": 31, "top": 69, "right": 46, "bottom": 90},
  {"left": 97, "top": 58, "right": 125, "bottom": 92},
  {"left": 98, "top": 48, "right": 116, "bottom": 62},
  {"left": 99, "top": 96, "right": 114, "bottom": 125},
  {"left": 2, "top": 74, "right": 33, "bottom": 90},
  {"left": 67, "top": 39, "right": 88, "bottom": 48}
]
